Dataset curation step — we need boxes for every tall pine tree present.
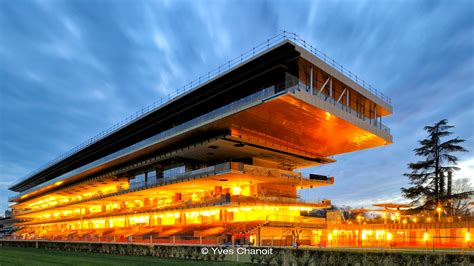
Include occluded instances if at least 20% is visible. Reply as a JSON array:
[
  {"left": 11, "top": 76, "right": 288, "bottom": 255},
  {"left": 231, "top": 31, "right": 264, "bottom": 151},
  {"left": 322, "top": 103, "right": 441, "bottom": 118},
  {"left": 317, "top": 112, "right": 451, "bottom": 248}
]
[{"left": 401, "top": 119, "right": 468, "bottom": 209}]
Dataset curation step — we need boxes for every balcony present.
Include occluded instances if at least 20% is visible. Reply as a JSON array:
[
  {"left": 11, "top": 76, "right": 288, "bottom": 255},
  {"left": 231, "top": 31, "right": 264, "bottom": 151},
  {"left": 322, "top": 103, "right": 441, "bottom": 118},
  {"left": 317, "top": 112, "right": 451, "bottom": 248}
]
[
  {"left": 288, "top": 82, "right": 391, "bottom": 134},
  {"left": 13, "top": 162, "right": 330, "bottom": 217}
]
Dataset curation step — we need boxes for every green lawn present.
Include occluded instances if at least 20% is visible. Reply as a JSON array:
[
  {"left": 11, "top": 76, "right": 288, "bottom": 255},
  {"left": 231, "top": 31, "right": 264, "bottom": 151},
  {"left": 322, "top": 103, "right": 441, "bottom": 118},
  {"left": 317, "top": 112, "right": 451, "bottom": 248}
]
[{"left": 0, "top": 247, "right": 246, "bottom": 266}]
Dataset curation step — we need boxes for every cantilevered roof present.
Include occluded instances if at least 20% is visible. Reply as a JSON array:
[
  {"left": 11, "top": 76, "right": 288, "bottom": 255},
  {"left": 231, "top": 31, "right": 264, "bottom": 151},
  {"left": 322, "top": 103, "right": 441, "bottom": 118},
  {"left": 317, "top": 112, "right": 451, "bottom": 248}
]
[
  {"left": 11, "top": 84, "right": 390, "bottom": 203},
  {"left": 10, "top": 40, "right": 299, "bottom": 192},
  {"left": 10, "top": 32, "right": 392, "bottom": 193}
]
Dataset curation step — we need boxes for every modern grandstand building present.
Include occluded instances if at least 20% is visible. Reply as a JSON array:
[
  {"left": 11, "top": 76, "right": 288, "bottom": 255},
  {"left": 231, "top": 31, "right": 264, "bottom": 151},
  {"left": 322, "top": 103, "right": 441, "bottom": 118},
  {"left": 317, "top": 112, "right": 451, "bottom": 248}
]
[{"left": 8, "top": 32, "right": 393, "bottom": 246}]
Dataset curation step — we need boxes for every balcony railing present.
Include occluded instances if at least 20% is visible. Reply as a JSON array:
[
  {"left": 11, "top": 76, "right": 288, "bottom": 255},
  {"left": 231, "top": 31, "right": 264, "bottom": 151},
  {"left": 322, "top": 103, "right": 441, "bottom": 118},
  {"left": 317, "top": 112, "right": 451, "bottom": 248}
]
[
  {"left": 20, "top": 193, "right": 332, "bottom": 226},
  {"left": 288, "top": 83, "right": 391, "bottom": 134},
  {"left": 19, "top": 195, "right": 231, "bottom": 226},
  {"left": 13, "top": 162, "right": 330, "bottom": 217}
]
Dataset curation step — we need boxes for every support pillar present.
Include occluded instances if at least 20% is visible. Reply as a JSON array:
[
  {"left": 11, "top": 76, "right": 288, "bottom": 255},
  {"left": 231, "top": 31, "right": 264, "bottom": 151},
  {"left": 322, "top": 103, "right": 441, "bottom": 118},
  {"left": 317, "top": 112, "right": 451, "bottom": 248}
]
[
  {"left": 310, "top": 66, "right": 314, "bottom": 95},
  {"left": 329, "top": 79, "right": 333, "bottom": 98},
  {"left": 374, "top": 106, "right": 377, "bottom": 127},
  {"left": 125, "top": 217, "right": 130, "bottom": 227},
  {"left": 220, "top": 209, "right": 225, "bottom": 222},
  {"left": 144, "top": 198, "right": 151, "bottom": 207},
  {"left": 257, "top": 226, "right": 261, "bottom": 247},
  {"left": 358, "top": 229, "right": 362, "bottom": 246},
  {"left": 214, "top": 186, "right": 222, "bottom": 196},
  {"left": 156, "top": 165, "right": 164, "bottom": 180},
  {"left": 346, "top": 90, "right": 350, "bottom": 111}
]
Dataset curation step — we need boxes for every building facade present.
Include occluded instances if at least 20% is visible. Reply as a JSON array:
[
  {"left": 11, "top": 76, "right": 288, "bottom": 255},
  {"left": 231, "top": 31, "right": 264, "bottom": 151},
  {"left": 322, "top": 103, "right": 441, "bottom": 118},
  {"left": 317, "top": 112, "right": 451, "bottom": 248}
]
[{"left": 8, "top": 33, "right": 393, "bottom": 246}]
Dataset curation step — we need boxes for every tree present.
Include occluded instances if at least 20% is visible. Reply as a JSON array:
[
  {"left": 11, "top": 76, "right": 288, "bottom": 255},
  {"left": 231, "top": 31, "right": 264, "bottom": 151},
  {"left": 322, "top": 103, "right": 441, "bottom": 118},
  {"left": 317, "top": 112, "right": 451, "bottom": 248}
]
[
  {"left": 451, "top": 178, "right": 473, "bottom": 216},
  {"left": 401, "top": 119, "right": 468, "bottom": 209},
  {"left": 308, "top": 205, "right": 357, "bottom": 220}
]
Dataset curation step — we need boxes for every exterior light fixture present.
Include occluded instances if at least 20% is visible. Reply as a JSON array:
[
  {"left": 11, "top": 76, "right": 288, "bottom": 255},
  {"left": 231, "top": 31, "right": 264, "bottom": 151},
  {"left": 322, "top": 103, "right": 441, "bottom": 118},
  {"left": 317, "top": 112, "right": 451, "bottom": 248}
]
[
  {"left": 423, "top": 232, "right": 429, "bottom": 241},
  {"left": 436, "top": 207, "right": 442, "bottom": 222}
]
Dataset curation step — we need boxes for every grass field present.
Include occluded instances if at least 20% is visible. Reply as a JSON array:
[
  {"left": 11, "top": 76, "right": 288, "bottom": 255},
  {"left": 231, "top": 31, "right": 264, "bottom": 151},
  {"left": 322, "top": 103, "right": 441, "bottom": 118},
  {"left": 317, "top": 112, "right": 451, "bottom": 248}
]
[{"left": 0, "top": 247, "right": 246, "bottom": 265}]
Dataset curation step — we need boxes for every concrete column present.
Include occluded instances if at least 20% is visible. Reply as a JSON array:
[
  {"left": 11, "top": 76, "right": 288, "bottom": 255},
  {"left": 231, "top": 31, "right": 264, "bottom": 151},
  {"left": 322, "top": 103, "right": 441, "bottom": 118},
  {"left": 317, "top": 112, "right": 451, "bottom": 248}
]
[
  {"left": 156, "top": 165, "right": 164, "bottom": 179},
  {"left": 329, "top": 79, "right": 333, "bottom": 98},
  {"left": 144, "top": 198, "right": 151, "bottom": 207},
  {"left": 125, "top": 217, "right": 130, "bottom": 227},
  {"left": 347, "top": 90, "right": 350, "bottom": 110},
  {"left": 374, "top": 106, "right": 377, "bottom": 126},
  {"left": 257, "top": 227, "right": 261, "bottom": 247},
  {"left": 358, "top": 229, "right": 362, "bottom": 246},
  {"left": 220, "top": 210, "right": 225, "bottom": 222}
]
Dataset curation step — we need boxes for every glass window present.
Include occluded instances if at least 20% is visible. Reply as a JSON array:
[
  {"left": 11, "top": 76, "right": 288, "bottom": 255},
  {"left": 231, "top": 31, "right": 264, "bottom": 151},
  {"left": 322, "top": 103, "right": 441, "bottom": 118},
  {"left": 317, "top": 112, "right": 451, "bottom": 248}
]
[
  {"left": 147, "top": 170, "right": 157, "bottom": 184},
  {"left": 130, "top": 173, "right": 146, "bottom": 188},
  {"left": 163, "top": 165, "right": 186, "bottom": 179}
]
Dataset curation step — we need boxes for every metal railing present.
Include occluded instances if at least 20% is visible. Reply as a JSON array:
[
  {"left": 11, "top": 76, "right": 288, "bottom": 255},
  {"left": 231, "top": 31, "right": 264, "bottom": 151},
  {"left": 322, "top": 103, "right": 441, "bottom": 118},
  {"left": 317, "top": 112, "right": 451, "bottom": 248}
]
[
  {"left": 19, "top": 196, "right": 230, "bottom": 226},
  {"left": 16, "top": 31, "right": 391, "bottom": 186},
  {"left": 282, "top": 31, "right": 391, "bottom": 104},
  {"left": 289, "top": 83, "right": 391, "bottom": 134},
  {"left": 14, "top": 162, "right": 238, "bottom": 216},
  {"left": 14, "top": 160, "right": 332, "bottom": 217}
]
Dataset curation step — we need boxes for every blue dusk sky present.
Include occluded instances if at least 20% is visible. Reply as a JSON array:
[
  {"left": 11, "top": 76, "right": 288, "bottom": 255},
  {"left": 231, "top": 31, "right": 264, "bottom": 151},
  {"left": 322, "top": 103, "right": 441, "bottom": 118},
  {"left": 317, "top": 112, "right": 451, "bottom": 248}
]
[{"left": 0, "top": 0, "right": 473, "bottom": 213}]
